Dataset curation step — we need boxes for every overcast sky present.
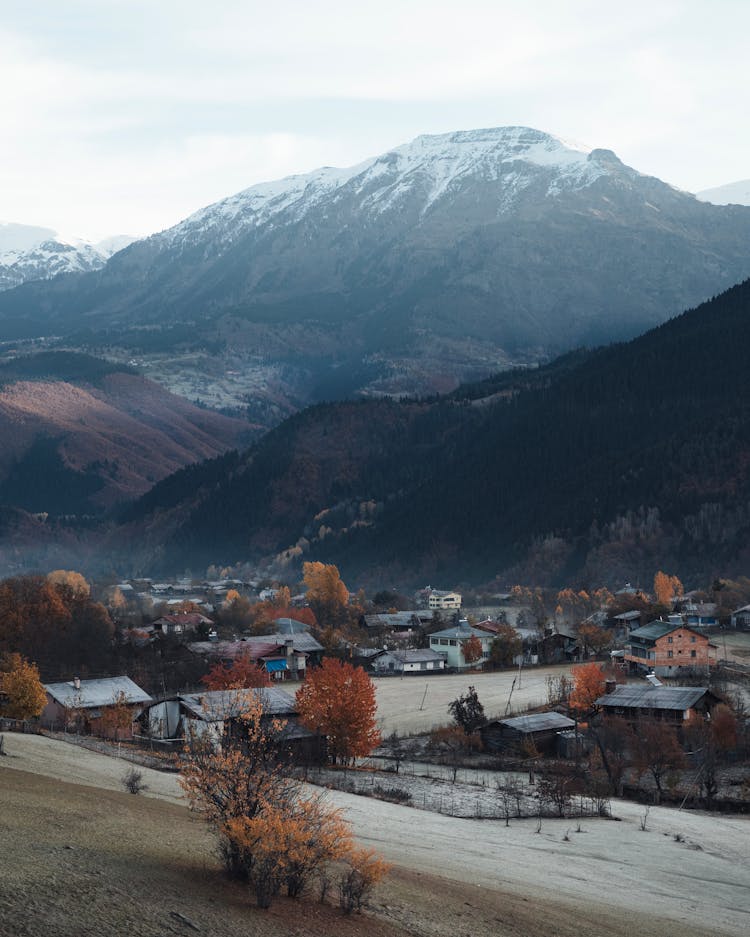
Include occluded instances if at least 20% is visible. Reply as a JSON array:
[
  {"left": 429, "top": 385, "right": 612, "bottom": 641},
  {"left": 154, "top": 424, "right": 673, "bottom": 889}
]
[{"left": 2, "top": 0, "right": 748, "bottom": 241}]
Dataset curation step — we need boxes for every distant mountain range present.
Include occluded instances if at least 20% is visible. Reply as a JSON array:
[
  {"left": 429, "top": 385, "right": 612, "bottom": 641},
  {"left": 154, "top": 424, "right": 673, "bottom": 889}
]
[
  {"left": 113, "top": 278, "right": 750, "bottom": 588},
  {"left": 0, "top": 222, "right": 135, "bottom": 291},
  {"left": 2, "top": 128, "right": 750, "bottom": 419},
  {"left": 697, "top": 179, "right": 750, "bottom": 207}
]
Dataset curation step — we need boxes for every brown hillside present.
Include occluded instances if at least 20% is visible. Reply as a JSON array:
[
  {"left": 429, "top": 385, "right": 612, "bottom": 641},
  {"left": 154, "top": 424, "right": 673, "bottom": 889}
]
[{"left": 0, "top": 374, "right": 255, "bottom": 509}]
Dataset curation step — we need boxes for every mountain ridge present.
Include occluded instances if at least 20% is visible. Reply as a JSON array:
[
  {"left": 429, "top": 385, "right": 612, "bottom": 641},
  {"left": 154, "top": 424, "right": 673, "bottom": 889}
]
[
  {"left": 2, "top": 127, "right": 750, "bottom": 419},
  {"left": 112, "top": 277, "right": 750, "bottom": 587}
]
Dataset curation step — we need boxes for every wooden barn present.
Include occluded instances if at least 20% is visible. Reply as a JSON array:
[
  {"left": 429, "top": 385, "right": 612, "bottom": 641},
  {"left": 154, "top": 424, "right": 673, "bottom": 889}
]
[{"left": 480, "top": 711, "right": 576, "bottom": 756}]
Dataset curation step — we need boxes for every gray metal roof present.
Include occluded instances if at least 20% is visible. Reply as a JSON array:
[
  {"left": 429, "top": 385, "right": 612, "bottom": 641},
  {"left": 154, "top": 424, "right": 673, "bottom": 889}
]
[
  {"left": 495, "top": 712, "right": 576, "bottom": 733},
  {"left": 268, "top": 632, "right": 323, "bottom": 653},
  {"left": 44, "top": 676, "right": 151, "bottom": 709},
  {"left": 429, "top": 626, "right": 491, "bottom": 640},
  {"left": 387, "top": 649, "right": 446, "bottom": 663},
  {"left": 596, "top": 684, "right": 709, "bottom": 711},
  {"left": 629, "top": 621, "right": 679, "bottom": 641},
  {"left": 363, "top": 612, "right": 418, "bottom": 629},
  {"left": 273, "top": 617, "right": 311, "bottom": 634},
  {"left": 179, "top": 687, "right": 297, "bottom": 722}
]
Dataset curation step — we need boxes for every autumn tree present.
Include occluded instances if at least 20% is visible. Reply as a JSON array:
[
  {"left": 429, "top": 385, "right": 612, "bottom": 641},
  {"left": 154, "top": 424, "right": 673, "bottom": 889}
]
[
  {"left": 303, "top": 562, "right": 349, "bottom": 628},
  {"left": 577, "top": 622, "right": 612, "bottom": 657},
  {"left": 202, "top": 653, "right": 271, "bottom": 691},
  {"left": 180, "top": 691, "right": 296, "bottom": 878},
  {"left": 0, "top": 653, "right": 47, "bottom": 720},
  {"left": 448, "top": 685, "right": 487, "bottom": 735},
  {"left": 568, "top": 663, "right": 606, "bottom": 714},
  {"left": 181, "top": 690, "right": 386, "bottom": 908},
  {"left": 461, "top": 635, "right": 483, "bottom": 667},
  {"left": 47, "top": 569, "right": 90, "bottom": 597},
  {"left": 0, "top": 574, "right": 114, "bottom": 679},
  {"left": 296, "top": 658, "right": 380, "bottom": 764},
  {"left": 685, "top": 705, "right": 739, "bottom": 807},
  {"left": 632, "top": 721, "right": 686, "bottom": 800},
  {"left": 224, "top": 794, "right": 353, "bottom": 907},
  {"left": 99, "top": 690, "right": 133, "bottom": 740},
  {"left": 653, "top": 571, "right": 683, "bottom": 607},
  {"left": 489, "top": 624, "right": 522, "bottom": 668}
]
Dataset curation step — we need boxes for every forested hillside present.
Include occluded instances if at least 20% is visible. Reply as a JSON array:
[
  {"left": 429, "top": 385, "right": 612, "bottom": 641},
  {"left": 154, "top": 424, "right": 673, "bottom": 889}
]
[{"left": 118, "top": 279, "right": 750, "bottom": 586}]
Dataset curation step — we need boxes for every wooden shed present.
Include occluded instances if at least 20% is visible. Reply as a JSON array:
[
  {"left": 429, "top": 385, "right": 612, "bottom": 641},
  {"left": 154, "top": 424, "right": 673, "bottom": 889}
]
[{"left": 480, "top": 711, "right": 576, "bottom": 755}]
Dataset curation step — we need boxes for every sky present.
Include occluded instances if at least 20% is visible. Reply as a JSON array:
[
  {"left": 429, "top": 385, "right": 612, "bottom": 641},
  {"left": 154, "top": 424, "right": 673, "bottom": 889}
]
[{"left": 1, "top": 0, "right": 749, "bottom": 242}]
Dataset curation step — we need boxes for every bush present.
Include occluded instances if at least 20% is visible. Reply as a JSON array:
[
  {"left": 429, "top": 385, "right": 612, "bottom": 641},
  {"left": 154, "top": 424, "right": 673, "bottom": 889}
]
[
  {"left": 122, "top": 767, "right": 147, "bottom": 794},
  {"left": 339, "top": 848, "right": 390, "bottom": 914}
]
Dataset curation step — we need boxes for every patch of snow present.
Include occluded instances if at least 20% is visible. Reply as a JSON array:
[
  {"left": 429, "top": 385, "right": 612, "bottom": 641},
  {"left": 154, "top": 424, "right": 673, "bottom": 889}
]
[{"left": 161, "top": 126, "right": 616, "bottom": 251}]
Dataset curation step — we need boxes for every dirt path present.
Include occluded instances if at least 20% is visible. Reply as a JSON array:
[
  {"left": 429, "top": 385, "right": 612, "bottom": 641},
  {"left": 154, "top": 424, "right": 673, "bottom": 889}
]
[{"left": 2, "top": 733, "right": 749, "bottom": 937}]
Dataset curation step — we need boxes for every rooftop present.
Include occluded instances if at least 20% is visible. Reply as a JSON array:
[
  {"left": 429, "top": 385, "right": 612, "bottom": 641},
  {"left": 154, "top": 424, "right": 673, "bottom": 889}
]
[
  {"left": 596, "top": 684, "right": 710, "bottom": 711},
  {"left": 44, "top": 676, "right": 151, "bottom": 709}
]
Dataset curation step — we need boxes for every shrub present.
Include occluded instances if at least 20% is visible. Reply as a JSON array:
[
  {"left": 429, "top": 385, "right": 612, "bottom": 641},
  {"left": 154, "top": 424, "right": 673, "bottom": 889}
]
[{"left": 122, "top": 767, "right": 147, "bottom": 795}]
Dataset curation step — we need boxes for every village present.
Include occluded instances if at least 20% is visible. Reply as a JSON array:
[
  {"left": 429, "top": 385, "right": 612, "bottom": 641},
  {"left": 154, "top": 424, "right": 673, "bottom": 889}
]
[{"left": 2, "top": 565, "right": 750, "bottom": 935}]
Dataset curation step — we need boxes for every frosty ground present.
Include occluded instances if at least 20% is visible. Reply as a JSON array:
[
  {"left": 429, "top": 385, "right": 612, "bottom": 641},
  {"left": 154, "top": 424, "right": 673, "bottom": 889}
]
[{"left": 2, "top": 733, "right": 748, "bottom": 937}]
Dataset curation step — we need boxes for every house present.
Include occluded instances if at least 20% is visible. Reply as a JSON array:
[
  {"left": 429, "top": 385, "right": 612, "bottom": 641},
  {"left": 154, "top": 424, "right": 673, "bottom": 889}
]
[
  {"left": 371, "top": 649, "right": 447, "bottom": 674},
  {"left": 189, "top": 631, "right": 324, "bottom": 678},
  {"left": 480, "top": 712, "right": 576, "bottom": 755},
  {"left": 623, "top": 621, "right": 717, "bottom": 676},
  {"left": 611, "top": 610, "right": 642, "bottom": 637},
  {"left": 360, "top": 612, "right": 421, "bottom": 638},
  {"left": 428, "top": 623, "right": 493, "bottom": 669},
  {"left": 141, "top": 687, "right": 324, "bottom": 763},
  {"left": 42, "top": 676, "right": 152, "bottom": 738},
  {"left": 683, "top": 603, "right": 718, "bottom": 629},
  {"left": 152, "top": 611, "right": 213, "bottom": 637},
  {"left": 731, "top": 604, "right": 750, "bottom": 630},
  {"left": 594, "top": 683, "right": 720, "bottom": 724},
  {"left": 428, "top": 590, "right": 462, "bottom": 610}
]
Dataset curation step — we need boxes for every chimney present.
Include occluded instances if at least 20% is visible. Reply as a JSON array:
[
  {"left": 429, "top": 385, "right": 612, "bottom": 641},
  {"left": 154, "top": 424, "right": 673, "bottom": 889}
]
[
  {"left": 73, "top": 676, "right": 81, "bottom": 691},
  {"left": 604, "top": 679, "right": 617, "bottom": 695},
  {"left": 285, "top": 638, "right": 294, "bottom": 658}
]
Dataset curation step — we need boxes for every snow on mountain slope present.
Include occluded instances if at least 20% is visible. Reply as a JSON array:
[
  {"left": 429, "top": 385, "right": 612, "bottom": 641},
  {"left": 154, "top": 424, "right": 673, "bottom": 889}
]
[
  {"left": 696, "top": 179, "right": 750, "bottom": 206},
  {"left": 162, "top": 127, "right": 612, "bottom": 249},
  {"left": 0, "top": 222, "right": 136, "bottom": 290}
]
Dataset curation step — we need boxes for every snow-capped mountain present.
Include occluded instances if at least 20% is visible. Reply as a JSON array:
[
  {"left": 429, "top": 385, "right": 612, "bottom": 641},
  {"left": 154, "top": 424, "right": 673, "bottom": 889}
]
[
  {"left": 0, "top": 222, "right": 135, "bottom": 291},
  {"left": 2, "top": 127, "right": 750, "bottom": 410},
  {"left": 696, "top": 179, "right": 750, "bottom": 207},
  {"left": 166, "top": 127, "right": 608, "bottom": 247}
]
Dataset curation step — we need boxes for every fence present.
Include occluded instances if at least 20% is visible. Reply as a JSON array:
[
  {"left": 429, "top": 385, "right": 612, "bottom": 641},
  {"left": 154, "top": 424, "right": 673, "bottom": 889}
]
[{"left": 0, "top": 717, "right": 41, "bottom": 734}]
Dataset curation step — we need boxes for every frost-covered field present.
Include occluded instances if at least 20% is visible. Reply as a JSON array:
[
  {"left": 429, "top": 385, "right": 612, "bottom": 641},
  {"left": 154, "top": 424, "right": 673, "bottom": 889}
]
[
  {"left": 372, "top": 665, "right": 575, "bottom": 735},
  {"left": 3, "top": 733, "right": 749, "bottom": 937}
]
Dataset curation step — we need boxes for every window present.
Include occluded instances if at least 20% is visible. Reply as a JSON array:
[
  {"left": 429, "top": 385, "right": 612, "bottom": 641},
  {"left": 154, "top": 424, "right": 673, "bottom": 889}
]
[
  {"left": 667, "top": 636, "right": 673, "bottom": 644},
  {"left": 691, "top": 650, "right": 697, "bottom": 658},
  {"left": 667, "top": 650, "right": 673, "bottom": 658},
  {"left": 691, "top": 636, "right": 696, "bottom": 643}
]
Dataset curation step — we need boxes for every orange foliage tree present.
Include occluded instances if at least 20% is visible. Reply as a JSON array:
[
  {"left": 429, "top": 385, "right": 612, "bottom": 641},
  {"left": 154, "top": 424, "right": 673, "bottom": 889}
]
[
  {"left": 296, "top": 658, "right": 380, "bottom": 764},
  {"left": 568, "top": 663, "right": 606, "bottom": 714},
  {"left": 224, "top": 794, "right": 353, "bottom": 907},
  {"left": 653, "top": 570, "right": 683, "bottom": 606},
  {"left": 0, "top": 653, "right": 47, "bottom": 720},
  {"left": 303, "top": 562, "right": 349, "bottom": 627},
  {"left": 461, "top": 635, "right": 483, "bottom": 666},
  {"left": 202, "top": 653, "right": 271, "bottom": 691},
  {"left": 99, "top": 690, "right": 134, "bottom": 740},
  {"left": 577, "top": 622, "right": 613, "bottom": 657},
  {"left": 180, "top": 691, "right": 296, "bottom": 878},
  {"left": 181, "top": 690, "right": 388, "bottom": 908}
]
